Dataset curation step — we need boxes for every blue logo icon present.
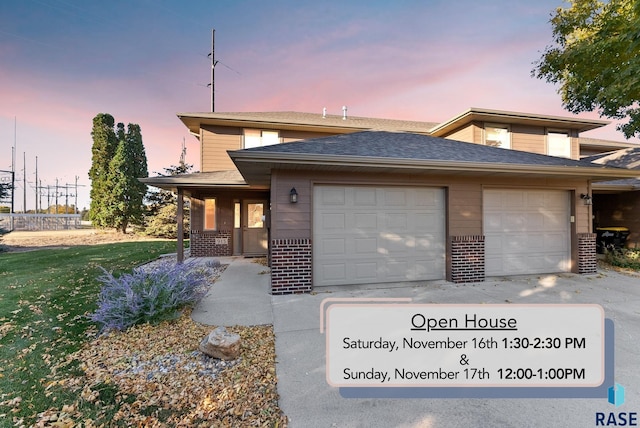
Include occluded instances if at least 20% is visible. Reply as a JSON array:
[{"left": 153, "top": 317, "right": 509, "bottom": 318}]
[{"left": 608, "top": 383, "right": 625, "bottom": 407}]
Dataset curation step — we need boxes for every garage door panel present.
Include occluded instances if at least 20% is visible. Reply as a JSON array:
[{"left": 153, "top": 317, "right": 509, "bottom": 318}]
[
  {"left": 354, "top": 213, "right": 378, "bottom": 229},
  {"left": 320, "top": 213, "right": 345, "bottom": 230},
  {"left": 484, "top": 189, "right": 570, "bottom": 276},
  {"left": 354, "top": 188, "right": 376, "bottom": 205},
  {"left": 321, "top": 188, "right": 346, "bottom": 205},
  {"left": 314, "top": 186, "right": 445, "bottom": 286},
  {"left": 321, "top": 238, "right": 346, "bottom": 256},
  {"left": 355, "top": 238, "right": 378, "bottom": 254},
  {"left": 383, "top": 189, "right": 407, "bottom": 206}
]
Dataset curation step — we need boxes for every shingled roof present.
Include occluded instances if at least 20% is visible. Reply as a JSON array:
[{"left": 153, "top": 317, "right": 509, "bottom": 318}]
[
  {"left": 229, "top": 131, "right": 640, "bottom": 186},
  {"left": 238, "top": 131, "right": 613, "bottom": 167}
]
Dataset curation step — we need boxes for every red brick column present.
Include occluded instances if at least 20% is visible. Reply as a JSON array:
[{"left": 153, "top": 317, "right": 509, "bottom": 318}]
[
  {"left": 190, "top": 230, "right": 232, "bottom": 257},
  {"left": 450, "top": 236, "right": 485, "bottom": 283},
  {"left": 270, "top": 238, "right": 312, "bottom": 294},
  {"left": 578, "top": 233, "right": 597, "bottom": 274}
]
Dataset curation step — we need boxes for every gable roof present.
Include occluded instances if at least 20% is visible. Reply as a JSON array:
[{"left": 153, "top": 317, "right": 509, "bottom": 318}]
[
  {"left": 229, "top": 131, "right": 639, "bottom": 186},
  {"left": 586, "top": 147, "right": 640, "bottom": 169},
  {"left": 178, "top": 111, "right": 437, "bottom": 135}
]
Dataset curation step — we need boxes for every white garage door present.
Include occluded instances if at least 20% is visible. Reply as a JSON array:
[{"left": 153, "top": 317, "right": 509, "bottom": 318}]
[
  {"left": 313, "top": 186, "right": 445, "bottom": 286},
  {"left": 484, "top": 189, "right": 570, "bottom": 276}
]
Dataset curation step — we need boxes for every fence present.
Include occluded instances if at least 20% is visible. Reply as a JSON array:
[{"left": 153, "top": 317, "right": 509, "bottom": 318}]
[{"left": 0, "top": 214, "right": 82, "bottom": 231}]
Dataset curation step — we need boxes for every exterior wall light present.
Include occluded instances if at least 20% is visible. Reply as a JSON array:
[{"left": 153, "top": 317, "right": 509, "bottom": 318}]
[
  {"left": 580, "top": 193, "right": 593, "bottom": 206},
  {"left": 290, "top": 187, "right": 298, "bottom": 203}
]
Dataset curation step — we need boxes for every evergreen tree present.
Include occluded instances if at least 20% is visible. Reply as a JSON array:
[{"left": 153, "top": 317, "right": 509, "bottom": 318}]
[
  {"left": 88, "top": 113, "right": 118, "bottom": 227},
  {"left": 144, "top": 158, "right": 193, "bottom": 238},
  {"left": 105, "top": 123, "right": 149, "bottom": 233}
]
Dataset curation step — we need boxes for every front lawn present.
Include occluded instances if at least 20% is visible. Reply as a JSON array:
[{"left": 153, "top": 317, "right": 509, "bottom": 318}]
[{"left": 0, "top": 242, "right": 173, "bottom": 426}]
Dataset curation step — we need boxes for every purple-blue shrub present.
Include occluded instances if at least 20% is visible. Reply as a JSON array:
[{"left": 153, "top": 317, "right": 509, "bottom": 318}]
[{"left": 90, "top": 262, "right": 209, "bottom": 332}]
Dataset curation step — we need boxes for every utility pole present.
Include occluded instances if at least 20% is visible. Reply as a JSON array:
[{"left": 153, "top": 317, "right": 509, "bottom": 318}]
[
  {"left": 55, "top": 178, "right": 59, "bottom": 213},
  {"left": 208, "top": 28, "right": 216, "bottom": 112},
  {"left": 23, "top": 152, "right": 26, "bottom": 213},
  {"left": 35, "top": 156, "right": 38, "bottom": 213}
]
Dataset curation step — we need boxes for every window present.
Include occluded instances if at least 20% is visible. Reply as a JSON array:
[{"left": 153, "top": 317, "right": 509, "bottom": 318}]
[
  {"left": 204, "top": 198, "right": 216, "bottom": 230},
  {"left": 484, "top": 124, "right": 511, "bottom": 149},
  {"left": 247, "top": 203, "right": 264, "bottom": 228},
  {"left": 234, "top": 202, "right": 241, "bottom": 229},
  {"left": 243, "top": 129, "right": 280, "bottom": 148},
  {"left": 547, "top": 131, "right": 571, "bottom": 158}
]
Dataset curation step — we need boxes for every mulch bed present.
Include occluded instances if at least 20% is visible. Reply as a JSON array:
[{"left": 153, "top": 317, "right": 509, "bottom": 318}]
[{"left": 39, "top": 312, "right": 287, "bottom": 427}]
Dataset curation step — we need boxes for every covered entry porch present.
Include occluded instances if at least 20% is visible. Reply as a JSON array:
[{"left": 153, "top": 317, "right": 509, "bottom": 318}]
[{"left": 140, "top": 170, "right": 270, "bottom": 262}]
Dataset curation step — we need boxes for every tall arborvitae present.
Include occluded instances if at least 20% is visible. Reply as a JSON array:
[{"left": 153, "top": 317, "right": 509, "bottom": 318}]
[
  {"left": 105, "top": 123, "right": 149, "bottom": 233},
  {"left": 88, "top": 113, "right": 118, "bottom": 228}
]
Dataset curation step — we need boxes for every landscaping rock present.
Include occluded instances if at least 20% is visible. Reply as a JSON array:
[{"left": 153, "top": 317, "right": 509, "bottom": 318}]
[{"left": 199, "top": 326, "right": 241, "bottom": 360}]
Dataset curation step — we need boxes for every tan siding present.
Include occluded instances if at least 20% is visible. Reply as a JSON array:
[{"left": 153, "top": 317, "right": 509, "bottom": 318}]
[
  {"left": 472, "top": 123, "right": 483, "bottom": 143},
  {"left": 511, "top": 125, "right": 546, "bottom": 154},
  {"left": 271, "top": 171, "right": 312, "bottom": 239},
  {"left": 201, "top": 125, "right": 242, "bottom": 172},
  {"left": 443, "top": 125, "right": 474, "bottom": 143}
]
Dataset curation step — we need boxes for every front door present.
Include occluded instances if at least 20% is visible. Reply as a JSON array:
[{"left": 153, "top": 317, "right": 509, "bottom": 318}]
[{"left": 242, "top": 200, "right": 268, "bottom": 256}]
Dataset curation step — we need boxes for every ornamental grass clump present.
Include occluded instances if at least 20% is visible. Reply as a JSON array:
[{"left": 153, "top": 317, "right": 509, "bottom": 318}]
[{"left": 91, "top": 262, "right": 209, "bottom": 332}]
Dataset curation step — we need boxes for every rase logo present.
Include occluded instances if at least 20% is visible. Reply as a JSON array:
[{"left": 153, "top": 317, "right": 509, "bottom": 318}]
[{"left": 596, "top": 384, "right": 638, "bottom": 426}]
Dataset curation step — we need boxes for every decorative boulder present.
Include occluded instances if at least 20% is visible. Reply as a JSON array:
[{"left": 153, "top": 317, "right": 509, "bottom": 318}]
[{"left": 199, "top": 326, "right": 241, "bottom": 360}]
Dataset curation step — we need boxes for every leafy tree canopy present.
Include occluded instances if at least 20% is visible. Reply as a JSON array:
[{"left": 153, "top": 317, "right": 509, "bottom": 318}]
[{"left": 533, "top": 0, "right": 640, "bottom": 138}]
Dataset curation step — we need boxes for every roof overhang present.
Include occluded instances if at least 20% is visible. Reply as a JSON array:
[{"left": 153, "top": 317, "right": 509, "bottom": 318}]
[
  {"left": 430, "top": 108, "right": 610, "bottom": 137},
  {"left": 177, "top": 112, "right": 435, "bottom": 137},
  {"left": 139, "top": 170, "right": 267, "bottom": 194},
  {"left": 229, "top": 151, "right": 640, "bottom": 187}
]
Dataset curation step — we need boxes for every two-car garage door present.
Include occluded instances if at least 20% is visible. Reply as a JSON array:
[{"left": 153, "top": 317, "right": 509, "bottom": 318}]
[
  {"left": 313, "top": 185, "right": 446, "bottom": 287},
  {"left": 484, "top": 189, "right": 571, "bottom": 276},
  {"left": 313, "top": 186, "right": 571, "bottom": 286}
]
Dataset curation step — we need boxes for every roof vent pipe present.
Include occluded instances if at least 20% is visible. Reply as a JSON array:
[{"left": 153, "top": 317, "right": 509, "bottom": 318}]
[
  {"left": 322, "top": 107, "right": 327, "bottom": 118},
  {"left": 342, "top": 105, "right": 347, "bottom": 120}
]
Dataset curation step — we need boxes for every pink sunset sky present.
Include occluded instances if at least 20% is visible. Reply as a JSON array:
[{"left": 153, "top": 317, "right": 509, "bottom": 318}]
[{"left": 1, "top": 0, "right": 637, "bottom": 211}]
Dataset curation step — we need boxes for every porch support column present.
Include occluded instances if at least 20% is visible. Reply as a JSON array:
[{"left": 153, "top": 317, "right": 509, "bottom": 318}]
[{"left": 177, "top": 188, "right": 184, "bottom": 263}]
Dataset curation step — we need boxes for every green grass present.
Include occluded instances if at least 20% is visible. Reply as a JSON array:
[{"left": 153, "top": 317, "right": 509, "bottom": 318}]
[{"left": 0, "top": 241, "right": 176, "bottom": 427}]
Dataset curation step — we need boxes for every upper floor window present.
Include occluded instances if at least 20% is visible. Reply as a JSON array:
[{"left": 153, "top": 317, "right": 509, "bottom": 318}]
[
  {"left": 484, "top": 124, "right": 511, "bottom": 149},
  {"left": 547, "top": 130, "right": 571, "bottom": 158},
  {"left": 244, "top": 129, "right": 280, "bottom": 149}
]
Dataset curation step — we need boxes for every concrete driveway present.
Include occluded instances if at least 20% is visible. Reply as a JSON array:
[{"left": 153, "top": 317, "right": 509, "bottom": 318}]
[{"left": 272, "top": 268, "right": 640, "bottom": 428}]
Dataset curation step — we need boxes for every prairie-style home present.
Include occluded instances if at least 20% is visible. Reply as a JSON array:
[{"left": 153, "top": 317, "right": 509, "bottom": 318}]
[{"left": 142, "top": 108, "right": 640, "bottom": 294}]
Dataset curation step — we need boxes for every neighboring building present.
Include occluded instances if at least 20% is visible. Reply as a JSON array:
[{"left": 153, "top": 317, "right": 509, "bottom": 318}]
[
  {"left": 142, "top": 108, "right": 639, "bottom": 294},
  {"left": 586, "top": 148, "right": 640, "bottom": 246}
]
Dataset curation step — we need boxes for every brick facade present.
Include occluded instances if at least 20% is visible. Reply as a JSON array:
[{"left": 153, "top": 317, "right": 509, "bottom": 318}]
[
  {"left": 450, "top": 235, "right": 485, "bottom": 283},
  {"left": 270, "top": 238, "right": 312, "bottom": 295},
  {"left": 577, "top": 233, "right": 597, "bottom": 274},
  {"left": 190, "top": 230, "right": 232, "bottom": 257}
]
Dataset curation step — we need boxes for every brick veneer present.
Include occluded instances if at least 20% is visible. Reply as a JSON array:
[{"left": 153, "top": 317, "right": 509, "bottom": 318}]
[
  {"left": 190, "top": 230, "right": 232, "bottom": 257},
  {"left": 450, "top": 235, "right": 485, "bottom": 283},
  {"left": 270, "top": 238, "right": 312, "bottom": 295},
  {"left": 578, "top": 233, "right": 597, "bottom": 274}
]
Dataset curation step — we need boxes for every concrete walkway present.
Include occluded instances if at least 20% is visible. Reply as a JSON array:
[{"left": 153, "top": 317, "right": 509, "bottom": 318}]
[{"left": 191, "top": 257, "right": 273, "bottom": 326}]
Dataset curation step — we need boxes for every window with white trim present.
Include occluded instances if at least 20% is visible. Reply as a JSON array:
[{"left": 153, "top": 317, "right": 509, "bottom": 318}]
[
  {"left": 243, "top": 129, "right": 280, "bottom": 148},
  {"left": 484, "top": 123, "right": 511, "bottom": 149},
  {"left": 547, "top": 130, "right": 571, "bottom": 158},
  {"left": 204, "top": 198, "right": 216, "bottom": 230}
]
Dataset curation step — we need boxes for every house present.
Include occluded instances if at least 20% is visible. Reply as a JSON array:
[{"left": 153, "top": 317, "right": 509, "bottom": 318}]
[{"left": 141, "top": 108, "right": 640, "bottom": 294}]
